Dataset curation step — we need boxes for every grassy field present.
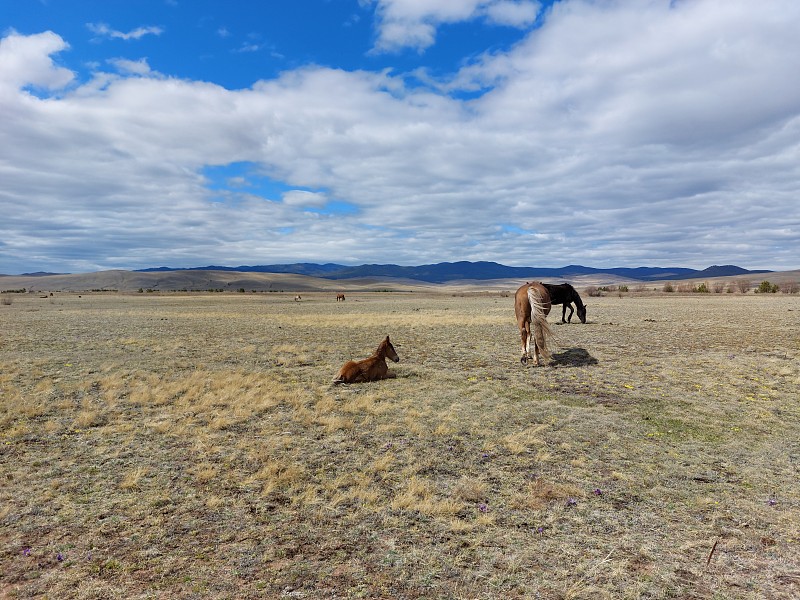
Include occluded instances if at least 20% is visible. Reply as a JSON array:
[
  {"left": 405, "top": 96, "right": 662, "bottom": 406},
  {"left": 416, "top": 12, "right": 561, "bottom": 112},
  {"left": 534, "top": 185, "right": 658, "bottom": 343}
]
[{"left": 1, "top": 291, "right": 799, "bottom": 599}]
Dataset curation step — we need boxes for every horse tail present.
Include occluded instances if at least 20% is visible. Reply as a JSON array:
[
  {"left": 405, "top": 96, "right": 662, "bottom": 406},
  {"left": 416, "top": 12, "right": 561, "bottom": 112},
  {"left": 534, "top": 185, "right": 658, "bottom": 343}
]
[
  {"left": 533, "top": 311, "right": 554, "bottom": 361},
  {"left": 527, "top": 285, "right": 554, "bottom": 361}
]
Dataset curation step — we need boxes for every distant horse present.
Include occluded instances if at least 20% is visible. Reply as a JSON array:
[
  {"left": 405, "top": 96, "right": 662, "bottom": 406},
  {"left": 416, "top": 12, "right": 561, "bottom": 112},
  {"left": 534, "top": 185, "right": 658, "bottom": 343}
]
[
  {"left": 336, "top": 293, "right": 346, "bottom": 302},
  {"left": 542, "top": 283, "right": 587, "bottom": 323},
  {"left": 515, "top": 282, "right": 554, "bottom": 366},
  {"left": 294, "top": 295, "right": 302, "bottom": 302},
  {"left": 333, "top": 336, "right": 400, "bottom": 384}
]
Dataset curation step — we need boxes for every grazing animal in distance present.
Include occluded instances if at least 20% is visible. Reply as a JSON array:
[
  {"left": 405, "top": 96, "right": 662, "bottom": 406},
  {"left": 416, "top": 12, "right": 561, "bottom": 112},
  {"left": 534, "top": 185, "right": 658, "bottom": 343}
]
[
  {"left": 294, "top": 295, "right": 302, "bottom": 302},
  {"left": 333, "top": 336, "right": 400, "bottom": 384},
  {"left": 542, "top": 282, "right": 587, "bottom": 323},
  {"left": 336, "top": 293, "right": 346, "bottom": 302},
  {"left": 514, "top": 282, "right": 554, "bottom": 366}
]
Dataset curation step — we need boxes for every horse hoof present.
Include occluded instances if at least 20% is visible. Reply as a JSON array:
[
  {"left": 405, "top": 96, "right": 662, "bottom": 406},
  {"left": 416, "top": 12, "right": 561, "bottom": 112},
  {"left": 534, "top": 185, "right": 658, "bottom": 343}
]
[{"left": 520, "top": 356, "right": 528, "bottom": 365}]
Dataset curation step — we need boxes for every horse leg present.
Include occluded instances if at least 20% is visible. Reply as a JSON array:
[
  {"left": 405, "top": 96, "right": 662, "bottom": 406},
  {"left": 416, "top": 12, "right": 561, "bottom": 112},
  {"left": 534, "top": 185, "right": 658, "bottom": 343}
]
[
  {"left": 519, "top": 319, "right": 531, "bottom": 364},
  {"left": 525, "top": 323, "right": 531, "bottom": 363},
  {"left": 531, "top": 320, "right": 540, "bottom": 366},
  {"left": 561, "top": 304, "right": 567, "bottom": 323},
  {"left": 566, "top": 303, "right": 574, "bottom": 323}
]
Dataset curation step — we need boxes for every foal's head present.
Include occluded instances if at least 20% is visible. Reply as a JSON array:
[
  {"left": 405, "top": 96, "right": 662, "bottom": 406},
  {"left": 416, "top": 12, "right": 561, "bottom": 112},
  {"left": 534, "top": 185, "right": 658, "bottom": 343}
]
[{"left": 378, "top": 336, "right": 400, "bottom": 363}]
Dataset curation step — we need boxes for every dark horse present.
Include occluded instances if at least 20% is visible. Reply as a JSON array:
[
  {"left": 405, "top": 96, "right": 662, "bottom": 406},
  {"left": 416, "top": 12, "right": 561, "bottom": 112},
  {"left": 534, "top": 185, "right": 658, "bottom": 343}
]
[{"left": 542, "top": 283, "right": 586, "bottom": 323}]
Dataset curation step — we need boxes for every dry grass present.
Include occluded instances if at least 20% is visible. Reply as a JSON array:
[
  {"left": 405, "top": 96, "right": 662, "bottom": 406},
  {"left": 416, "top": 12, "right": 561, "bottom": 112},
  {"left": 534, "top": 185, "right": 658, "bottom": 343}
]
[{"left": 1, "top": 291, "right": 799, "bottom": 599}]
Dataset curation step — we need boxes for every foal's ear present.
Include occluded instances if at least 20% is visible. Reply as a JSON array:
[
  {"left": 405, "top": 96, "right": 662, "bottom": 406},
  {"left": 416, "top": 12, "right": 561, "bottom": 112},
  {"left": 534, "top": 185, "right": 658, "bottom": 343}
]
[{"left": 385, "top": 335, "right": 391, "bottom": 342}]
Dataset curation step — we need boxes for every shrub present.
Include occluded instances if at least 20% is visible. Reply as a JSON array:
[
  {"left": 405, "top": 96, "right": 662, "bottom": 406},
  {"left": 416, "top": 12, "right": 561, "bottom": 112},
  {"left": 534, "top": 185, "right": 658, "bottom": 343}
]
[
  {"left": 696, "top": 282, "right": 710, "bottom": 293},
  {"left": 585, "top": 286, "right": 602, "bottom": 297},
  {"left": 756, "top": 280, "right": 779, "bottom": 294},
  {"left": 780, "top": 281, "right": 799, "bottom": 294},
  {"left": 735, "top": 280, "right": 751, "bottom": 293},
  {"left": 712, "top": 281, "right": 725, "bottom": 293},
  {"left": 662, "top": 282, "right": 674, "bottom": 293},
  {"left": 618, "top": 285, "right": 629, "bottom": 293},
  {"left": 1, "top": 296, "right": 11, "bottom": 306}
]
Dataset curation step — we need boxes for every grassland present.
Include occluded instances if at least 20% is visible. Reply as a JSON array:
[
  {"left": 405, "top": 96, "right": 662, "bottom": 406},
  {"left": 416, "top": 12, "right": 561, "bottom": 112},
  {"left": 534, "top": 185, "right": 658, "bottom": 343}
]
[{"left": 1, "top": 291, "right": 799, "bottom": 599}]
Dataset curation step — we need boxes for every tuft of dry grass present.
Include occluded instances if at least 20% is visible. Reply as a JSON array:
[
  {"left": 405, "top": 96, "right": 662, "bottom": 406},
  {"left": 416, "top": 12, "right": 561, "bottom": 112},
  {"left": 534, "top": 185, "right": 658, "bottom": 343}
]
[
  {"left": 1, "top": 292, "right": 799, "bottom": 598},
  {"left": 452, "top": 476, "right": 489, "bottom": 502},
  {"left": 119, "top": 466, "right": 148, "bottom": 491}
]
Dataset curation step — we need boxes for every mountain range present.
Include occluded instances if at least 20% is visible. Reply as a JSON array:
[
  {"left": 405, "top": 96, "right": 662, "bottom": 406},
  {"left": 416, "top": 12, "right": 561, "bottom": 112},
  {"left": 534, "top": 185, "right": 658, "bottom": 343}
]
[{"left": 136, "top": 262, "right": 769, "bottom": 284}]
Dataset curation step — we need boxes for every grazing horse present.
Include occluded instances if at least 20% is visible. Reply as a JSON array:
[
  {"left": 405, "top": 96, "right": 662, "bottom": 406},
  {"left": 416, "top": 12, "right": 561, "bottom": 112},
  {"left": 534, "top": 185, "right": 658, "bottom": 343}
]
[
  {"left": 333, "top": 336, "right": 400, "bottom": 384},
  {"left": 515, "top": 282, "right": 554, "bottom": 366},
  {"left": 542, "top": 283, "right": 587, "bottom": 323},
  {"left": 336, "top": 293, "right": 346, "bottom": 302},
  {"left": 294, "top": 295, "right": 302, "bottom": 302}
]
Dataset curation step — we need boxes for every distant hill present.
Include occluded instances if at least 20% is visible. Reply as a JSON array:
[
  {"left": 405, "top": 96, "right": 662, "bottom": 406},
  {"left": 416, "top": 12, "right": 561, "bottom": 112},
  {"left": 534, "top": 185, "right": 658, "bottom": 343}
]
[
  {"left": 0, "top": 271, "right": 67, "bottom": 277},
  {"left": 137, "top": 262, "right": 770, "bottom": 283},
  {"left": 2, "top": 264, "right": 791, "bottom": 293}
]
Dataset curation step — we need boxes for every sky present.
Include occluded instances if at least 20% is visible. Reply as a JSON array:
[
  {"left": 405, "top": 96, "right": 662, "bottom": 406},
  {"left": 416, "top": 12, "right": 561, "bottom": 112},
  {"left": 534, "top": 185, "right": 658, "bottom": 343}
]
[{"left": 2, "top": 0, "right": 800, "bottom": 275}]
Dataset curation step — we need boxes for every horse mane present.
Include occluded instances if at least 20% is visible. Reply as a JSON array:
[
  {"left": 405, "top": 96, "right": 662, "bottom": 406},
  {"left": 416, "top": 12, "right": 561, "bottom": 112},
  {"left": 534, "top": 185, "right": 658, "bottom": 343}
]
[{"left": 567, "top": 284, "right": 585, "bottom": 309}]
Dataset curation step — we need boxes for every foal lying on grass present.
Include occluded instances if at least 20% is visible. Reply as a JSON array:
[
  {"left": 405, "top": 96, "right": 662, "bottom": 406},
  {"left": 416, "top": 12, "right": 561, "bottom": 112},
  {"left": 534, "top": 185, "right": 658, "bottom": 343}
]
[{"left": 333, "top": 336, "right": 399, "bottom": 384}]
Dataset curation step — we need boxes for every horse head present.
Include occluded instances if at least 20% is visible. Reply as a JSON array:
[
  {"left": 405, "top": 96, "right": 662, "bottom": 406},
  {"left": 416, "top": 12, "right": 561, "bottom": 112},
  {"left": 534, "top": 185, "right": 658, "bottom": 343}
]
[
  {"left": 380, "top": 336, "right": 400, "bottom": 363},
  {"left": 577, "top": 304, "right": 587, "bottom": 323}
]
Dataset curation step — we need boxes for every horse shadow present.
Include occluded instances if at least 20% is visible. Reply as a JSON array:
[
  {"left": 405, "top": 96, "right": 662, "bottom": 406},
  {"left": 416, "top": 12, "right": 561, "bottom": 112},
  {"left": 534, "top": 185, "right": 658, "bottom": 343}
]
[{"left": 550, "top": 347, "right": 598, "bottom": 367}]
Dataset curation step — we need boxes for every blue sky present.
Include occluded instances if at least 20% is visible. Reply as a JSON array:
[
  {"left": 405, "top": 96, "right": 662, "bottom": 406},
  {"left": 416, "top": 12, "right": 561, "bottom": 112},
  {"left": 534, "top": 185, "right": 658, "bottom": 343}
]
[{"left": 2, "top": 0, "right": 799, "bottom": 274}]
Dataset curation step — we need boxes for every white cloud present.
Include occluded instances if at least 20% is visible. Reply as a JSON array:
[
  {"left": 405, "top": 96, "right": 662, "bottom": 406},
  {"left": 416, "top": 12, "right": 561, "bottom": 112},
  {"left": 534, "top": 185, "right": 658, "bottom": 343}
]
[
  {"left": 1, "top": 0, "right": 800, "bottom": 273},
  {"left": 234, "top": 42, "right": 263, "bottom": 53},
  {"left": 485, "top": 1, "right": 540, "bottom": 27},
  {"left": 370, "top": 0, "right": 541, "bottom": 52},
  {"left": 108, "top": 57, "right": 152, "bottom": 76},
  {"left": 0, "top": 31, "right": 74, "bottom": 90},
  {"left": 87, "top": 23, "right": 164, "bottom": 41},
  {"left": 282, "top": 190, "right": 328, "bottom": 207}
]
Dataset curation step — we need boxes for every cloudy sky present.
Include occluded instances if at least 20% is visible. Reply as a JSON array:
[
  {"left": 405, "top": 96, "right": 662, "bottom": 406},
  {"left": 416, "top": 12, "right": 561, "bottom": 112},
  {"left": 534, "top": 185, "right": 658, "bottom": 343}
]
[{"left": 2, "top": 0, "right": 799, "bottom": 274}]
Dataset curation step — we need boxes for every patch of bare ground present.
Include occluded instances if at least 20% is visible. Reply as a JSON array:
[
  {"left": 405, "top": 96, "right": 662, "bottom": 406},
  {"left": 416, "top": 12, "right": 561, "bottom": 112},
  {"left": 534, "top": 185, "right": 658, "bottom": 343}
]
[{"left": 1, "top": 292, "right": 799, "bottom": 598}]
